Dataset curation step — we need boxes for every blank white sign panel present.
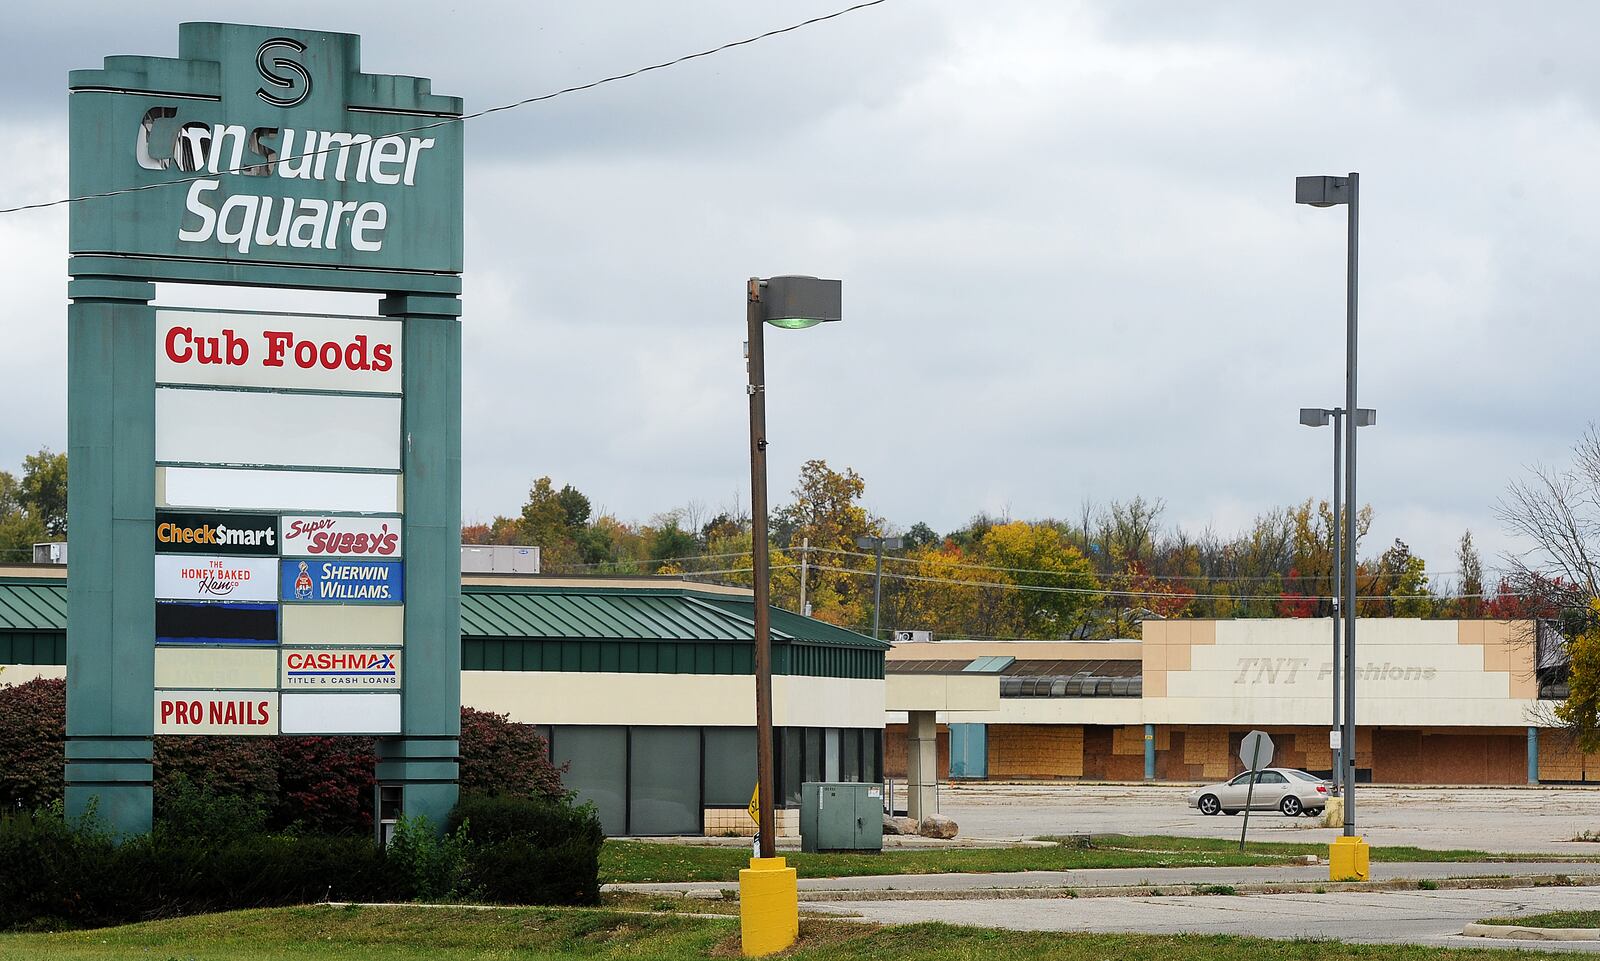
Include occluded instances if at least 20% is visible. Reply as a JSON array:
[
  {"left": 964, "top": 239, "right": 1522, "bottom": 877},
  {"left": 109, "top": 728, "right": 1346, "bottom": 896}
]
[
  {"left": 162, "top": 467, "right": 401, "bottom": 514},
  {"left": 280, "top": 693, "right": 401, "bottom": 734},
  {"left": 156, "top": 388, "right": 400, "bottom": 470}
]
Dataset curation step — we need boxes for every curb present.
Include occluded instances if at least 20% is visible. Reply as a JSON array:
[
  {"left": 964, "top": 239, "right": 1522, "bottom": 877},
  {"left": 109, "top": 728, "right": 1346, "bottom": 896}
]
[
  {"left": 622, "top": 873, "right": 1600, "bottom": 904},
  {"left": 1462, "top": 923, "right": 1600, "bottom": 941}
]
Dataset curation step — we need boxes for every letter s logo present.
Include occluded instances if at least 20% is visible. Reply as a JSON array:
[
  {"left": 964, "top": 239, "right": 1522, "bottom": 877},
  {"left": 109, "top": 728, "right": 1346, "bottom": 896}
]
[{"left": 257, "top": 38, "right": 311, "bottom": 108}]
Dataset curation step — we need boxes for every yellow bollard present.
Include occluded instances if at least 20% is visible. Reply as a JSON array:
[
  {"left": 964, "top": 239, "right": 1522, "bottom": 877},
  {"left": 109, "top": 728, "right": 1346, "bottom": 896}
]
[
  {"left": 739, "top": 856, "right": 798, "bottom": 957},
  {"left": 1329, "top": 835, "right": 1370, "bottom": 882}
]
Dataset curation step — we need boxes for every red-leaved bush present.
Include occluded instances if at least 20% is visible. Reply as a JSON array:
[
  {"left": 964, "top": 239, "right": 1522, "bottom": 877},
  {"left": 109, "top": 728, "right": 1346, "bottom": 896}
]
[{"left": 0, "top": 678, "right": 565, "bottom": 833}]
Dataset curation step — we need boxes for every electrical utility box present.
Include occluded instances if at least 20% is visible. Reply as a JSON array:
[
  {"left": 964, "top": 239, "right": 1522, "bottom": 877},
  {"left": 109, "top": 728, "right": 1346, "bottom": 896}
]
[{"left": 800, "top": 782, "right": 884, "bottom": 853}]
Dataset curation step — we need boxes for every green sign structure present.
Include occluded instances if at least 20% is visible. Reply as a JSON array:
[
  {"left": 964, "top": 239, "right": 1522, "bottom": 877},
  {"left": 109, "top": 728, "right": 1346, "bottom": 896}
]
[{"left": 66, "top": 22, "right": 464, "bottom": 837}]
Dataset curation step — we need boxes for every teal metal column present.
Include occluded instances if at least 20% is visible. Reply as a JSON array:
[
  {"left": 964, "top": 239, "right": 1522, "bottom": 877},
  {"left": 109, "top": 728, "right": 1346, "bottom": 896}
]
[
  {"left": 375, "top": 293, "right": 463, "bottom": 829},
  {"left": 1144, "top": 723, "right": 1156, "bottom": 780},
  {"left": 1528, "top": 726, "right": 1539, "bottom": 785},
  {"left": 64, "top": 277, "right": 157, "bottom": 837}
]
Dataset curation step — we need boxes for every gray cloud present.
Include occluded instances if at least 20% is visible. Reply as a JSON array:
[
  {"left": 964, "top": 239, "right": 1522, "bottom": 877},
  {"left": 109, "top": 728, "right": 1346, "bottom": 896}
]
[{"left": 2, "top": 1, "right": 1597, "bottom": 582}]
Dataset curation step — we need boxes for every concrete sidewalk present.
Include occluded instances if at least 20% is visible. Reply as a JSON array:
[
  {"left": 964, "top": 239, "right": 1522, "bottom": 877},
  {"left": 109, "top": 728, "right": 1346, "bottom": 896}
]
[
  {"left": 808, "top": 886, "right": 1600, "bottom": 951},
  {"left": 607, "top": 861, "right": 1600, "bottom": 899}
]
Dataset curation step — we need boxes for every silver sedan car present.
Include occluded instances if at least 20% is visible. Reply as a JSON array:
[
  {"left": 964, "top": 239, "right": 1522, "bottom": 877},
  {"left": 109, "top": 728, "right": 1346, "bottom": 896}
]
[{"left": 1187, "top": 768, "right": 1331, "bottom": 818}]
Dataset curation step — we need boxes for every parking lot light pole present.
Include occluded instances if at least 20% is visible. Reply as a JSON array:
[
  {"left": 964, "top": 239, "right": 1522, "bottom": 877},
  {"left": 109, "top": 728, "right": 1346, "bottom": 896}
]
[
  {"left": 1297, "top": 172, "right": 1361, "bottom": 842},
  {"left": 745, "top": 275, "right": 842, "bottom": 862},
  {"left": 855, "top": 535, "right": 904, "bottom": 640},
  {"left": 1300, "top": 407, "right": 1375, "bottom": 795}
]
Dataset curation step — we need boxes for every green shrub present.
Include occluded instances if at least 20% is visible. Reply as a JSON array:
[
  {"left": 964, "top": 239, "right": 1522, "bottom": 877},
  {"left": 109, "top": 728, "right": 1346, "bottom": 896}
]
[
  {"left": 0, "top": 806, "right": 115, "bottom": 930},
  {"left": 155, "top": 773, "right": 268, "bottom": 842},
  {"left": 446, "top": 793, "right": 602, "bottom": 906},
  {"left": 385, "top": 814, "right": 473, "bottom": 902}
]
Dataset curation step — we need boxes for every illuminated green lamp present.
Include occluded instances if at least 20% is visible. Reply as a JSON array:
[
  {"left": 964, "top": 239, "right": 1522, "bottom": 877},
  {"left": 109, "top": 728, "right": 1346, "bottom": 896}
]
[{"left": 760, "top": 275, "right": 842, "bottom": 329}]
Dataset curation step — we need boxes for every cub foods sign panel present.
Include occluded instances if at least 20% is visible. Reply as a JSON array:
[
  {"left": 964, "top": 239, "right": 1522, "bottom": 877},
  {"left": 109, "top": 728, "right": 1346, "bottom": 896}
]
[
  {"left": 69, "top": 22, "right": 463, "bottom": 275},
  {"left": 157, "top": 311, "right": 402, "bottom": 393}
]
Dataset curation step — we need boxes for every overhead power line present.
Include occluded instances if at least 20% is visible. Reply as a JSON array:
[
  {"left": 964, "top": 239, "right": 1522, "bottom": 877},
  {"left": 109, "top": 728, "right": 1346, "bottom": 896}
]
[{"left": 0, "top": 0, "right": 892, "bottom": 215}]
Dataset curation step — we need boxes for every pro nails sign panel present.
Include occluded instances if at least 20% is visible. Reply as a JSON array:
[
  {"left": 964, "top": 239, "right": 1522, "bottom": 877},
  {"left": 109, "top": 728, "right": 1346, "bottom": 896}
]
[
  {"left": 157, "top": 311, "right": 402, "bottom": 393},
  {"left": 156, "top": 555, "right": 279, "bottom": 602}
]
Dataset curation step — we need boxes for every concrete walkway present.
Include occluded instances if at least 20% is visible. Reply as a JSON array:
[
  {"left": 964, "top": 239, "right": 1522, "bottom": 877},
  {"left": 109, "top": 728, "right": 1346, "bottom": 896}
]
[
  {"left": 808, "top": 886, "right": 1600, "bottom": 951},
  {"left": 607, "top": 861, "right": 1600, "bottom": 899}
]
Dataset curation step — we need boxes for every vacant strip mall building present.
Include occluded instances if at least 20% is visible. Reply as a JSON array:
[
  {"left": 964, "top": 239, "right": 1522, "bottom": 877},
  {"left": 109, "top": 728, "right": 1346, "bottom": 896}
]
[{"left": 2, "top": 560, "right": 1594, "bottom": 829}]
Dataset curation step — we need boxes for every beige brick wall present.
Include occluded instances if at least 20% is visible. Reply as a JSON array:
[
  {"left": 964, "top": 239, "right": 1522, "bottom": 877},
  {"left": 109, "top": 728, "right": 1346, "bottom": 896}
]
[{"left": 703, "top": 808, "right": 799, "bottom": 838}]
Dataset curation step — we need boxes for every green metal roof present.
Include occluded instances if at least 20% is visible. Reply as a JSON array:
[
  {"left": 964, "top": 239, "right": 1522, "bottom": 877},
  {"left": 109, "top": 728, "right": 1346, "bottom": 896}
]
[
  {"left": 0, "top": 579, "right": 885, "bottom": 652},
  {"left": 0, "top": 580, "right": 66, "bottom": 631}
]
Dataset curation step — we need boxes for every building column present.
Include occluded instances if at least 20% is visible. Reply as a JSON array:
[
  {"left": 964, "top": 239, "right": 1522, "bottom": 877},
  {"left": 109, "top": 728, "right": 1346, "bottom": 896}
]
[
  {"left": 375, "top": 293, "right": 462, "bottom": 830},
  {"left": 1528, "top": 726, "right": 1539, "bottom": 785},
  {"left": 1144, "top": 724, "right": 1156, "bottom": 780},
  {"left": 64, "top": 278, "right": 157, "bottom": 838},
  {"left": 906, "top": 710, "right": 938, "bottom": 822}
]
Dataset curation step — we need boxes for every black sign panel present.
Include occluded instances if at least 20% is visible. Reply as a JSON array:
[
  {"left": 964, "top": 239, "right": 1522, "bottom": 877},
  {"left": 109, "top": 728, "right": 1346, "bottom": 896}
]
[
  {"left": 156, "top": 602, "right": 279, "bottom": 646},
  {"left": 156, "top": 511, "right": 279, "bottom": 556}
]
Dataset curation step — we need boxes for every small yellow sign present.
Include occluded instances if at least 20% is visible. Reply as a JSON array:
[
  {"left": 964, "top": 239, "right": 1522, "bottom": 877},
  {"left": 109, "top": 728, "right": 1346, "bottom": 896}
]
[{"left": 747, "top": 783, "right": 760, "bottom": 824}]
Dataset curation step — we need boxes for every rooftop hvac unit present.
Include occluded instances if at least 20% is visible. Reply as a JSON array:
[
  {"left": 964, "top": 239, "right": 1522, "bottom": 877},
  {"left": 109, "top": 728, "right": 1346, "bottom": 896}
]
[
  {"left": 460, "top": 545, "right": 541, "bottom": 574},
  {"left": 892, "top": 630, "right": 932, "bottom": 644},
  {"left": 33, "top": 542, "right": 67, "bottom": 565}
]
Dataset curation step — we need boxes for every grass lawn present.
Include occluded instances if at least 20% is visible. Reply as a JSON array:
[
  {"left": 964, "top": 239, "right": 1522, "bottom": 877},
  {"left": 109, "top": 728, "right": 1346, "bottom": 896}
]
[
  {"left": 601, "top": 834, "right": 1586, "bottom": 884},
  {"left": 1478, "top": 910, "right": 1600, "bottom": 928},
  {"left": 0, "top": 904, "right": 1579, "bottom": 961}
]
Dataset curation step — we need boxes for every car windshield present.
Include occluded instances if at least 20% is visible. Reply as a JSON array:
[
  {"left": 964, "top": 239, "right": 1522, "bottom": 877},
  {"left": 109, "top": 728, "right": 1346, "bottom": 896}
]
[{"left": 1284, "top": 770, "right": 1321, "bottom": 782}]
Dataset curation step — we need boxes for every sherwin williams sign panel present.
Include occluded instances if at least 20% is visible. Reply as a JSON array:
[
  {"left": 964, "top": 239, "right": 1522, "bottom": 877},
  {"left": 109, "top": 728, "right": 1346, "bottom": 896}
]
[
  {"left": 281, "top": 693, "right": 401, "bottom": 734},
  {"left": 282, "top": 649, "right": 402, "bottom": 688},
  {"left": 69, "top": 23, "right": 463, "bottom": 275},
  {"left": 158, "top": 311, "right": 402, "bottom": 392},
  {"left": 156, "top": 601, "right": 278, "bottom": 645},
  {"left": 155, "top": 691, "right": 280, "bottom": 735},
  {"left": 155, "top": 388, "right": 401, "bottom": 470},
  {"left": 161, "top": 467, "right": 402, "bottom": 514},
  {"left": 283, "top": 559, "right": 404, "bottom": 603},
  {"left": 156, "top": 511, "right": 278, "bottom": 555},
  {"left": 281, "top": 515, "right": 402, "bottom": 557},
  {"left": 155, "top": 555, "right": 278, "bottom": 602}
]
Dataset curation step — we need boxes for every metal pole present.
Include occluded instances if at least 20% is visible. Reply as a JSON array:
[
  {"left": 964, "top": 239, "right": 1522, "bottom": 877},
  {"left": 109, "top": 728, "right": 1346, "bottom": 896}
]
[
  {"left": 747, "top": 278, "right": 777, "bottom": 859},
  {"left": 872, "top": 539, "right": 885, "bottom": 639},
  {"left": 799, "top": 537, "right": 810, "bottom": 616},
  {"left": 1342, "top": 173, "right": 1359, "bottom": 837},
  {"left": 1331, "top": 409, "right": 1342, "bottom": 792},
  {"left": 1239, "top": 739, "right": 1262, "bottom": 851}
]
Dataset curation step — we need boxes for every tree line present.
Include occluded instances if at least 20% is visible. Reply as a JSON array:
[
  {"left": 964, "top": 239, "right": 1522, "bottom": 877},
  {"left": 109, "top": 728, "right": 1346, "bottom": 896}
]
[{"left": 463, "top": 458, "right": 1524, "bottom": 641}]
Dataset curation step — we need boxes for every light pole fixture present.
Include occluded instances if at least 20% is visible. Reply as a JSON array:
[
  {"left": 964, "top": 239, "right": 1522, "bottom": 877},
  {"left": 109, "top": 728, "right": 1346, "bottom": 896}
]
[
  {"left": 1298, "top": 407, "right": 1375, "bottom": 796},
  {"left": 745, "top": 275, "right": 841, "bottom": 867},
  {"left": 855, "top": 535, "right": 905, "bottom": 640},
  {"left": 1297, "top": 172, "right": 1363, "bottom": 856}
]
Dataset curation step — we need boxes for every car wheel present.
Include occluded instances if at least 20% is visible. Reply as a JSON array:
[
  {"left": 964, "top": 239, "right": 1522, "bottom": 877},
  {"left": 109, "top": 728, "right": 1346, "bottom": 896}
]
[
  {"left": 1280, "top": 796, "right": 1303, "bottom": 817},
  {"left": 1198, "top": 794, "right": 1221, "bottom": 816}
]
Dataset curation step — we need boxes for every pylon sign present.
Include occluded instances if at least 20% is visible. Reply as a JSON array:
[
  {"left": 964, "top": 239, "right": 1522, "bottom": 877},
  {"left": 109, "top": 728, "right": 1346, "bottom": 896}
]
[{"left": 66, "top": 22, "right": 464, "bottom": 837}]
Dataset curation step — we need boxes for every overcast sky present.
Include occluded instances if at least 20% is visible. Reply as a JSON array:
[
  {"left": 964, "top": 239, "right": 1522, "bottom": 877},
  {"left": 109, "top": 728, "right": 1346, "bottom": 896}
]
[{"left": 3, "top": 1, "right": 1597, "bottom": 582}]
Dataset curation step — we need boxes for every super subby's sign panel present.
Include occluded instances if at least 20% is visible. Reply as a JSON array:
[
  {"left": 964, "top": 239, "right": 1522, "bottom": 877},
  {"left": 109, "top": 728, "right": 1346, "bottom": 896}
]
[
  {"left": 282, "top": 559, "right": 404, "bottom": 603},
  {"left": 156, "top": 511, "right": 279, "bottom": 555},
  {"left": 282, "top": 649, "right": 402, "bottom": 688},
  {"left": 69, "top": 23, "right": 463, "bottom": 275},
  {"left": 281, "top": 515, "right": 402, "bottom": 557},
  {"left": 155, "top": 555, "right": 278, "bottom": 602},
  {"left": 155, "top": 691, "right": 280, "bottom": 735},
  {"left": 157, "top": 311, "right": 402, "bottom": 393}
]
